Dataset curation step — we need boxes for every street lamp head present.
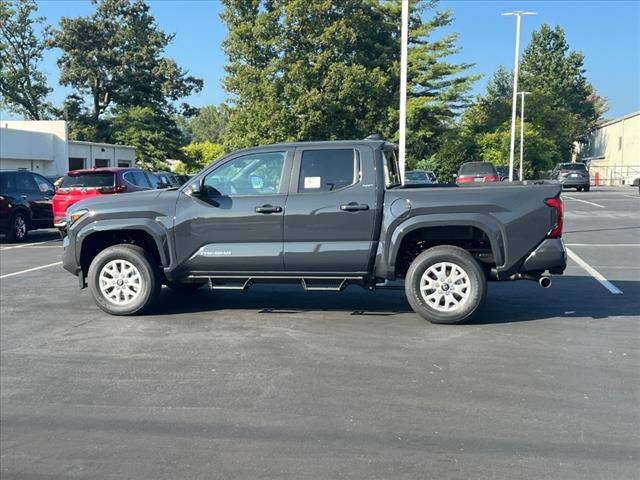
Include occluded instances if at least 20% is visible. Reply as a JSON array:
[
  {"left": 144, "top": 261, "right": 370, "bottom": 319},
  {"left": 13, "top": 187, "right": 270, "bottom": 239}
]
[{"left": 501, "top": 11, "right": 537, "bottom": 16}]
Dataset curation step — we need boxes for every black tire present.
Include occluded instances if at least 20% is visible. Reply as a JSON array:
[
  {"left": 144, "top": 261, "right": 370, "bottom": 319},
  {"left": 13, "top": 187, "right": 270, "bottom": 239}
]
[
  {"left": 88, "top": 244, "right": 161, "bottom": 315},
  {"left": 6, "top": 212, "right": 28, "bottom": 243},
  {"left": 576, "top": 186, "right": 583, "bottom": 192},
  {"left": 584, "top": 185, "right": 590, "bottom": 192},
  {"left": 166, "top": 280, "right": 207, "bottom": 292},
  {"left": 405, "top": 245, "right": 487, "bottom": 325}
]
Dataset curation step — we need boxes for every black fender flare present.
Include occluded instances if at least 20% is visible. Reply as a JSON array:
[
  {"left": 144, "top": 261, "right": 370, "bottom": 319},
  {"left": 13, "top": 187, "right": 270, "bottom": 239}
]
[
  {"left": 387, "top": 213, "right": 505, "bottom": 271},
  {"left": 75, "top": 219, "right": 171, "bottom": 268}
]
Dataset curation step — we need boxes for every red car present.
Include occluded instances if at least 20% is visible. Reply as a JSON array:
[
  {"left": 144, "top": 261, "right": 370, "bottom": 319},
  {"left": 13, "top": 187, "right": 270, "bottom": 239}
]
[
  {"left": 53, "top": 168, "right": 164, "bottom": 230},
  {"left": 455, "top": 162, "right": 500, "bottom": 184}
]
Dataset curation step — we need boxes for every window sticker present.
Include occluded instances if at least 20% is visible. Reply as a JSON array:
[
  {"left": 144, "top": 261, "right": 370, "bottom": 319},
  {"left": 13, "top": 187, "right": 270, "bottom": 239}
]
[{"left": 304, "top": 176, "right": 321, "bottom": 189}]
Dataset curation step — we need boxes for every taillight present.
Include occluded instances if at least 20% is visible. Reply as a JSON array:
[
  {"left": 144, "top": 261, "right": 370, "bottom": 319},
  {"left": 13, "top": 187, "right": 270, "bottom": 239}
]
[
  {"left": 545, "top": 196, "right": 564, "bottom": 238},
  {"left": 456, "top": 177, "right": 473, "bottom": 183},
  {"left": 483, "top": 176, "right": 499, "bottom": 182}
]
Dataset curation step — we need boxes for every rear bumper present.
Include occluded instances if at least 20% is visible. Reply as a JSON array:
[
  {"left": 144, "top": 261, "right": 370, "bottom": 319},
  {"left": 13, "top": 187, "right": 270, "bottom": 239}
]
[
  {"left": 559, "top": 177, "right": 589, "bottom": 187},
  {"left": 519, "top": 238, "right": 567, "bottom": 274}
]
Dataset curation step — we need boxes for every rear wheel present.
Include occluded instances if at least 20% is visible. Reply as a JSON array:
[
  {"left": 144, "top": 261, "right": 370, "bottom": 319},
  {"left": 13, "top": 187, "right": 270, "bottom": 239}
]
[
  {"left": 6, "top": 212, "right": 28, "bottom": 243},
  {"left": 405, "top": 245, "right": 486, "bottom": 324},
  {"left": 88, "top": 244, "right": 161, "bottom": 315},
  {"left": 584, "top": 185, "right": 590, "bottom": 192}
]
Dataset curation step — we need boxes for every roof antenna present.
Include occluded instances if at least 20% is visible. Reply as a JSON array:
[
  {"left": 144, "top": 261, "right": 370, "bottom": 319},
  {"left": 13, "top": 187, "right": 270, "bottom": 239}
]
[{"left": 364, "top": 133, "right": 383, "bottom": 140}]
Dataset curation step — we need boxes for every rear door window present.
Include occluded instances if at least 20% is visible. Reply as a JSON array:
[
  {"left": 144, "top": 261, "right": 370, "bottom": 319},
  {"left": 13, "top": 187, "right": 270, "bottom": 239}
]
[
  {"left": 17, "top": 172, "right": 39, "bottom": 192},
  {"left": 61, "top": 173, "right": 115, "bottom": 188},
  {"left": 298, "top": 149, "right": 358, "bottom": 193}
]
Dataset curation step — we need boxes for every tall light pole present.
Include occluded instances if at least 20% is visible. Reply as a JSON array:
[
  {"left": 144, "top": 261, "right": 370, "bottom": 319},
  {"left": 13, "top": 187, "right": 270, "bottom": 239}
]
[
  {"left": 518, "top": 91, "right": 531, "bottom": 181},
  {"left": 398, "top": 0, "right": 409, "bottom": 185},
  {"left": 502, "top": 11, "right": 536, "bottom": 182}
]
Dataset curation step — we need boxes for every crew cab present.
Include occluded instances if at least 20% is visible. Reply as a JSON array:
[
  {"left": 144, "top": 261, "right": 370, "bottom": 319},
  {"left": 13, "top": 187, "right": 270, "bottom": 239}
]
[{"left": 62, "top": 139, "right": 566, "bottom": 324}]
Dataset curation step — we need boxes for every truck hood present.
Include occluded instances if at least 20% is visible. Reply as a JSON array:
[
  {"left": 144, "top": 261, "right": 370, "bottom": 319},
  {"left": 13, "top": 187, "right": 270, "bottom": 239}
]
[{"left": 70, "top": 188, "right": 171, "bottom": 213}]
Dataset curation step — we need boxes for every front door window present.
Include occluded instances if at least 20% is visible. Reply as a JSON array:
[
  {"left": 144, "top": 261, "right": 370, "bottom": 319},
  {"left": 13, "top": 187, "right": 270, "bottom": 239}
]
[{"left": 203, "top": 152, "right": 286, "bottom": 197}]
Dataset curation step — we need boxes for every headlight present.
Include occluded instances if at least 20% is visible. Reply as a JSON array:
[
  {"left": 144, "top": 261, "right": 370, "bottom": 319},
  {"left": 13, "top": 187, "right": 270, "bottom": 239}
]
[{"left": 66, "top": 208, "right": 89, "bottom": 226}]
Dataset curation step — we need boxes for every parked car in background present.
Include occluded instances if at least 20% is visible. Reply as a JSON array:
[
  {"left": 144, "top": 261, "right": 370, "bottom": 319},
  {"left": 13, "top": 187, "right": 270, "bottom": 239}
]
[
  {"left": 621, "top": 172, "right": 640, "bottom": 187},
  {"left": 455, "top": 162, "right": 500, "bottom": 184},
  {"left": 549, "top": 163, "right": 590, "bottom": 191},
  {"left": 53, "top": 168, "right": 163, "bottom": 231},
  {"left": 405, "top": 170, "right": 432, "bottom": 186},
  {"left": 154, "top": 171, "right": 185, "bottom": 188},
  {"left": 0, "top": 170, "right": 55, "bottom": 242},
  {"left": 495, "top": 166, "right": 519, "bottom": 182}
]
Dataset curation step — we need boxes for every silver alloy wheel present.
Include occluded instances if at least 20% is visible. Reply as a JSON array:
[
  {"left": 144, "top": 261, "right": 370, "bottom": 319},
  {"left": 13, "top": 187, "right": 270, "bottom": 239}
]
[
  {"left": 420, "top": 261, "right": 471, "bottom": 312},
  {"left": 99, "top": 259, "right": 143, "bottom": 306},
  {"left": 14, "top": 215, "right": 26, "bottom": 240}
]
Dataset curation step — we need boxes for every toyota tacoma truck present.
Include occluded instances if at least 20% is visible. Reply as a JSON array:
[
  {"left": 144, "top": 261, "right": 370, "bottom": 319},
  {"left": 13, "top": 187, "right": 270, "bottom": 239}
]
[{"left": 62, "top": 138, "right": 566, "bottom": 324}]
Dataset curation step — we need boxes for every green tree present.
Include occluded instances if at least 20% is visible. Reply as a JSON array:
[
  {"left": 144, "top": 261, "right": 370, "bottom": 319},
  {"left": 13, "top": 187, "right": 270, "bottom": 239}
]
[
  {"left": 0, "top": 0, "right": 52, "bottom": 119},
  {"left": 190, "top": 104, "right": 230, "bottom": 144},
  {"left": 181, "top": 141, "right": 225, "bottom": 173},
  {"left": 51, "top": 0, "right": 202, "bottom": 140},
  {"left": 220, "top": 0, "right": 475, "bottom": 164},
  {"left": 520, "top": 24, "right": 606, "bottom": 160},
  {"left": 111, "top": 106, "right": 183, "bottom": 170}
]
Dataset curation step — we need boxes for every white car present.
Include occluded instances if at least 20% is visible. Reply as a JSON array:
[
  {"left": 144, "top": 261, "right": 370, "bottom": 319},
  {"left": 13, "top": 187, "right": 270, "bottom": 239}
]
[{"left": 622, "top": 172, "right": 640, "bottom": 187}]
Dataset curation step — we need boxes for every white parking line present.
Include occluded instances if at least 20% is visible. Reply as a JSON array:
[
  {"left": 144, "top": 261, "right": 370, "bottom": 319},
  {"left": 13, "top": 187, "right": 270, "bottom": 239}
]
[
  {"left": 565, "top": 243, "right": 640, "bottom": 247},
  {"left": 0, "top": 240, "right": 61, "bottom": 251},
  {"left": 623, "top": 194, "right": 639, "bottom": 199},
  {"left": 563, "top": 196, "right": 605, "bottom": 208},
  {"left": 566, "top": 248, "right": 623, "bottom": 295},
  {"left": 0, "top": 261, "right": 63, "bottom": 279}
]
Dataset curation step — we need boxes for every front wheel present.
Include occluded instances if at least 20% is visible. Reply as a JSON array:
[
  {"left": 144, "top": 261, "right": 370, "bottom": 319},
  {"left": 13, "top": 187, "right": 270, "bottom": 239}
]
[
  {"left": 88, "top": 244, "right": 161, "bottom": 315},
  {"left": 6, "top": 212, "right": 28, "bottom": 243},
  {"left": 404, "top": 245, "right": 487, "bottom": 324},
  {"left": 584, "top": 185, "right": 590, "bottom": 192}
]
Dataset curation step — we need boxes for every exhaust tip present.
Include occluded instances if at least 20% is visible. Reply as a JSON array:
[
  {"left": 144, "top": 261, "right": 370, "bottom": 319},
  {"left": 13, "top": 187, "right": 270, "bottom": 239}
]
[{"left": 539, "top": 276, "right": 552, "bottom": 288}]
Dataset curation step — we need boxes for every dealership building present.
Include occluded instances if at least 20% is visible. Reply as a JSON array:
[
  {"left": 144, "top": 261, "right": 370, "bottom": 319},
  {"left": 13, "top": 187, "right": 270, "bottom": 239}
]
[
  {"left": 575, "top": 111, "right": 639, "bottom": 185},
  {"left": 0, "top": 120, "right": 136, "bottom": 177}
]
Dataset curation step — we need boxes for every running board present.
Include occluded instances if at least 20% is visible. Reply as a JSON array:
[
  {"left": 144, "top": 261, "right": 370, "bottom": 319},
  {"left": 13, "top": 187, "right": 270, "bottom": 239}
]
[{"left": 191, "top": 275, "right": 362, "bottom": 293}]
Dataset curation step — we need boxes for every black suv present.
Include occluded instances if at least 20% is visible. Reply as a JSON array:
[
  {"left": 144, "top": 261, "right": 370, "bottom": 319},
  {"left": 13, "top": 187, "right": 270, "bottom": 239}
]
[{"left": 0, "top": 170, "right": 55, "bottom": 242}]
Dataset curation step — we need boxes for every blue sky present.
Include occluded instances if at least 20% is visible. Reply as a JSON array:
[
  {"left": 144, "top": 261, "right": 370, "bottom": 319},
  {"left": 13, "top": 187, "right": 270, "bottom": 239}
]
[{"left": 13, "top": 0, "right": 640, "bottom": 120}]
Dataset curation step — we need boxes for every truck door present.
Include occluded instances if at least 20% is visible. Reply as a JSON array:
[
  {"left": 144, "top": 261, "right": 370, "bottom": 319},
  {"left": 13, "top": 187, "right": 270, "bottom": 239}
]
[
  {"left": 174, "top": 149, "right": 293, "bottom": 273},
  {"left": 283, "top": 146, "right": 379, "bottom": 274}
]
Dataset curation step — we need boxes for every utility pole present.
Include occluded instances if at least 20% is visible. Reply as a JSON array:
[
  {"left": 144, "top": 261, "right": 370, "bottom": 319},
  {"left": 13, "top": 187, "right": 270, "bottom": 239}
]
[
  {"left": 399, "top": 0, "right": 409, "bottom": 185},
  {"left": 502, "top": 11, "right": 536, "bottom": 182},
  {"left": 518, "top": 91, "right": 531, "bottom": 181}
]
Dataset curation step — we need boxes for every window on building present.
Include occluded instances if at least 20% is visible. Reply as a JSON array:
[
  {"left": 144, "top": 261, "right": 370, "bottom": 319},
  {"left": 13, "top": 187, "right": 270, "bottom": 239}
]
[
  {"left": 118, "top": 160, "right": 131, "bottom": 168},
  {"left": 69, "top": 157, "right": 85, "bottom": 171},
  {"left": 297, "top": 149, "right": 358, "bottom": 193},
  {"left": 94, "top": 158, "right": 110, "bottom": 168}
]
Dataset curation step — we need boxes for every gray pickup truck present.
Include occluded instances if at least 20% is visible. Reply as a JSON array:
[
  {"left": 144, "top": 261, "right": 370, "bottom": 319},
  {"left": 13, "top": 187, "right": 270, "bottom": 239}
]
[{"left": 62, "top": 138, "right": 566, "bottom": 324}]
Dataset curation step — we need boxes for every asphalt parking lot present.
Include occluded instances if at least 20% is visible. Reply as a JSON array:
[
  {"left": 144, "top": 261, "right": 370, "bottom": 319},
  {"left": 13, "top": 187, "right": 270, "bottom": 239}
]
[{"left": 1, "top": 187, "right": 639, "bottom": 480}]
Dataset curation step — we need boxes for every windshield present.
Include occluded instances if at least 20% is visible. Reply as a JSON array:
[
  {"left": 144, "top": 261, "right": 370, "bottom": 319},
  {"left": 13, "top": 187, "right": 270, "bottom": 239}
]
[
  {"left": 560, "top": 163, "right": 587, "bottom": 171},
  {"left": 459, "top": 163, "right": 497, "bottom": 175},
  {"left": 60, "top": 173, "right": 115, "bottom": 188},
  {"left": 406, "top": 171, "right": 430, "bottom": 182}
]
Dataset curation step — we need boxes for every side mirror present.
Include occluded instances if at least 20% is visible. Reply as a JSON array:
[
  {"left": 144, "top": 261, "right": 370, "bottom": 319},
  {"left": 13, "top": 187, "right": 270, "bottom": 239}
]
[{"left": 187, "top": 181, "right": 202, "bottom": 196}]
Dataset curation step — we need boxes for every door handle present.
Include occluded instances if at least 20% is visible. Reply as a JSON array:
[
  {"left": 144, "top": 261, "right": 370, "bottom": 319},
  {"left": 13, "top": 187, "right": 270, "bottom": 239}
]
[
  {"left": 255, "top": 205, "right": 282, "bottom": 214},
  {"left": 21, "top": 194, "right": 28, "bottom": 199},
  {"left": 340, "top": 202, "right": 369, "bottom": 212}
]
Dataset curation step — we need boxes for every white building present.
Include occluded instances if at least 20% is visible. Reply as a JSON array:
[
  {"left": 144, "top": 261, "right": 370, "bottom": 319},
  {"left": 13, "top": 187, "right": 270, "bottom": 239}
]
[
  {"left": 0, "top": 120, "right": 136, "bottom": 177},
  {"left": 575, "top": 111, "right": 640, "bottom": 186}
]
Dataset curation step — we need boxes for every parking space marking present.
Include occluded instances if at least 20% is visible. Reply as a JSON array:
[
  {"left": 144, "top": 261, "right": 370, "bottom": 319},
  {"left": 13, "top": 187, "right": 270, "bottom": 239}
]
[
  {"left": 565, "top": 243, "right": 640, "bottom": 247},
  {"left": 623, "top": 194, "right": 639, "bottom": 199},
  {"left": 566, "top": 248, "right": 623, "bottom": 295},
  {"left": 0, "top": 261, "right": 63, "bottom": 279},
  {"left": 563, "top": 196, "right": 605, "bottom": 208},
  {"left": 0, "top": 240, "right": 61, "bottom": 251}
]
